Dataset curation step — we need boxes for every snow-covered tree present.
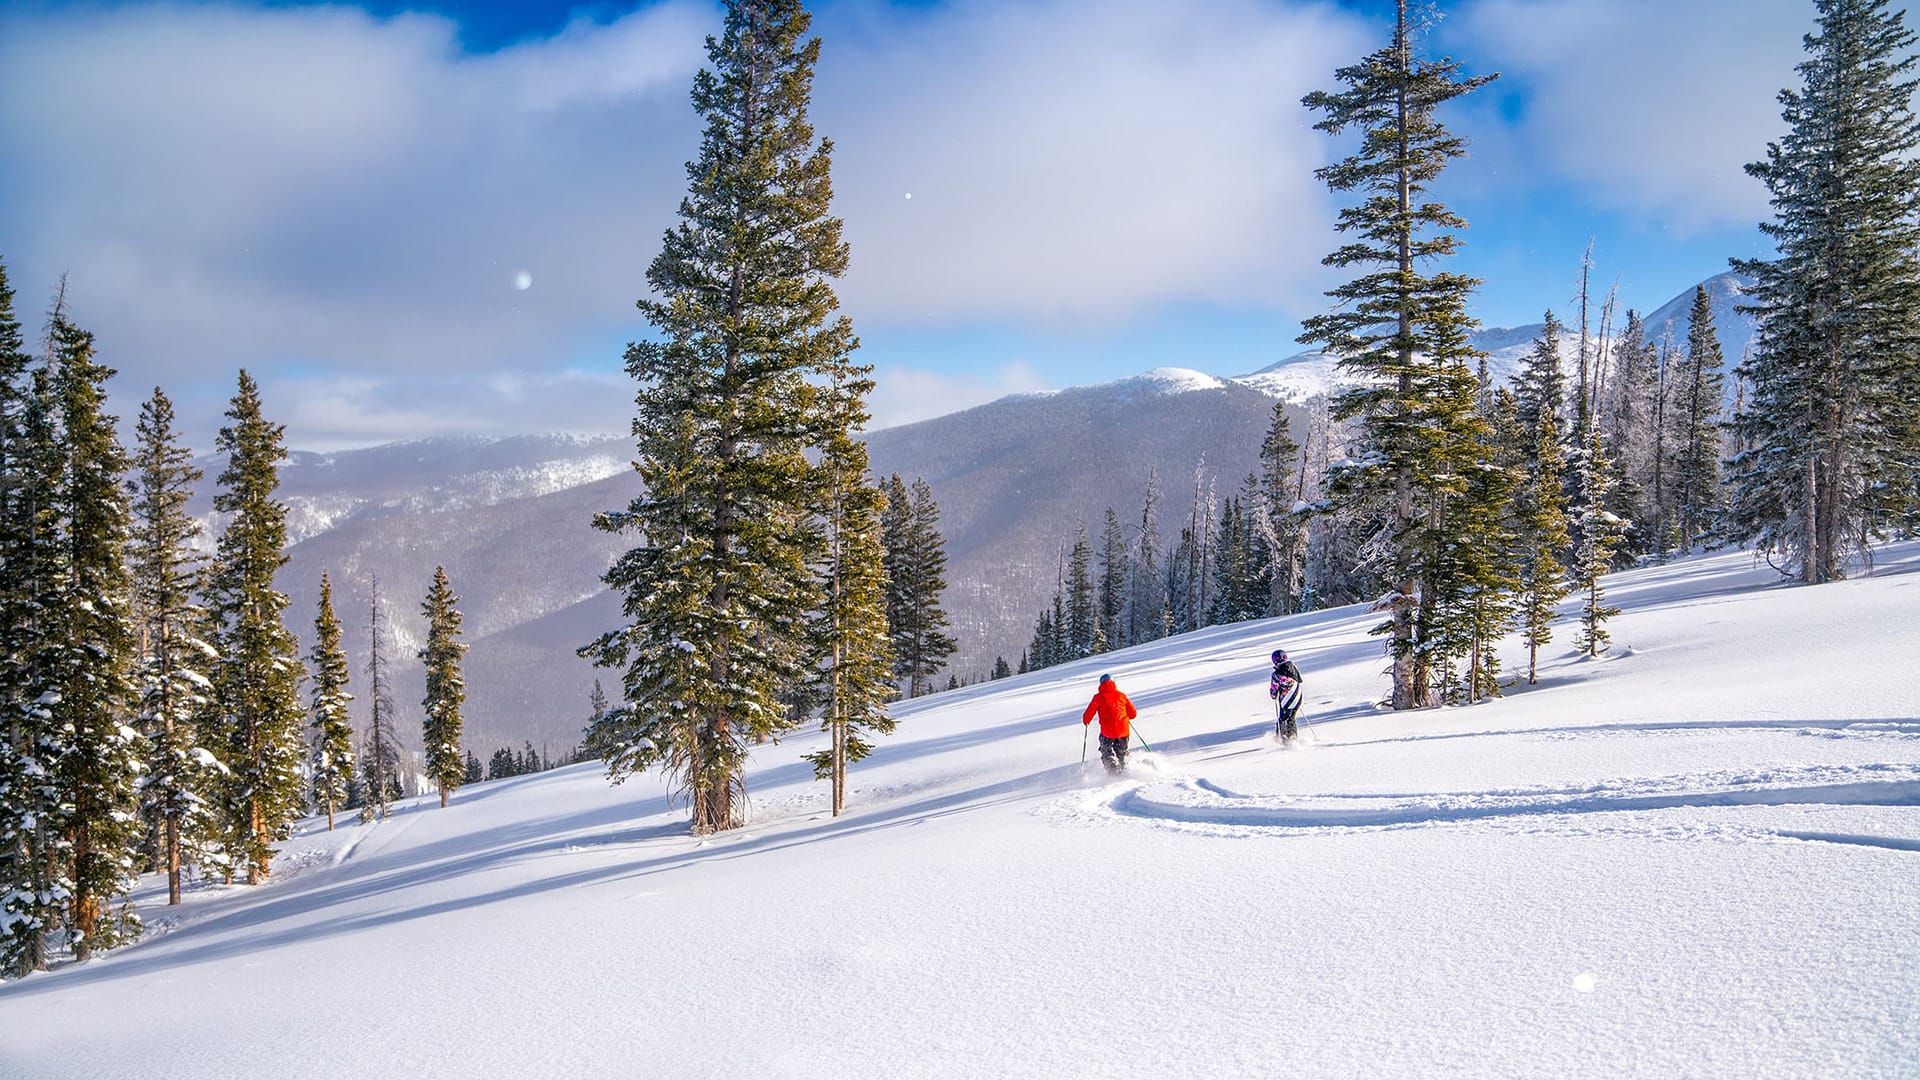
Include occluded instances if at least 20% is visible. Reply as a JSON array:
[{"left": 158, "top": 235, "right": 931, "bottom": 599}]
[
  {"left": 38, "top": 316, "right": 145, "bottom": 960},
  {"left": 1129, "top": 467, "right": 1167, "bottom": 644},
  {"left": 1673, "top": 286, "right": 1727, "bottom": 553},
  {"left": 129, "top": 387, "right": 223, "bottom": 903},
  {"left": 360, "top": 575, "right": 400, "bottom": 821},
  {"left": 1517, "top": 402, "right": 1573, "bottom": 684},
  {"left": 1729, "top": 0, "right": 1920, "bottom": 582},
  {"left": 307, "top": 573, "right": 354, "bottom": 831},
  {"left": 1097, "top": 508, "right": 1129, "bottom": 652},
  {"left": 1065, "top": 525, "right": 1095, "bottom": 660},
  {"left": 419, "top": 567, "right": 467, "bottom": 809},
  {"left": 1573, "top": 425, "right": 1627, "bottom": 656},
  {"left": 202, "top": 371, "right": 305, "bottom": 884}
]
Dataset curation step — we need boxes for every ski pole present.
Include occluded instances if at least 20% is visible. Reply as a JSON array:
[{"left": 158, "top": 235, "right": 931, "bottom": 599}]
[
  {"left": 1082, "top": 723, "right": 1089, "bottom": 763},
  {"left": 1131, "top": 725, "right": 1152, "bottom": 752}
]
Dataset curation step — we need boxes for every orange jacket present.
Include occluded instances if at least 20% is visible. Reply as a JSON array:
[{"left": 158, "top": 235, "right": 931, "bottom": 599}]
[{"left": 1082, "top": 681, "right": 1137, "bottom": 739}]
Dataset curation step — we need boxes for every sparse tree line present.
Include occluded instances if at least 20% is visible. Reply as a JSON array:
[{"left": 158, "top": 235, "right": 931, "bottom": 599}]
[{"left": 0, "top": 268, "right": 476, "bottom": 975}]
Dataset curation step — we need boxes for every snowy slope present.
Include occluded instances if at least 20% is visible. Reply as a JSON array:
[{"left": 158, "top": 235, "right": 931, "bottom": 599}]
[
  {"left": 5, "top": 544, "right": 1917, "bottom": 1078},
  {"left": 3, "top": 545, "right": 1920, "bottom": 1076}
]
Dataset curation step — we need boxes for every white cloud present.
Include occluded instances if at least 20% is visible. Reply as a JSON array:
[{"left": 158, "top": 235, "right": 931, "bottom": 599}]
[
  {"left": 866, "top": 361, "right": 1052, "bottom": 431},
  {"left": 0, "top": 0, "right": 1367, "bottom": 452},
  {"left": 1453, "top": 0, "right": 1811, "bottom": 229}
]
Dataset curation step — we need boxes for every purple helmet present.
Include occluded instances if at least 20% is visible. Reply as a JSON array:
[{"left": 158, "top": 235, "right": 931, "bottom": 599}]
[{"left": 1271, "top": 649, "right": 1288, "bottom": 665}]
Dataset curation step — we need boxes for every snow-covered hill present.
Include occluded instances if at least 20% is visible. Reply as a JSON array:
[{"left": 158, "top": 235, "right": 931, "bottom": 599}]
[{"left": 5, "top": 544, "right": 1915, "bottom": 1078}]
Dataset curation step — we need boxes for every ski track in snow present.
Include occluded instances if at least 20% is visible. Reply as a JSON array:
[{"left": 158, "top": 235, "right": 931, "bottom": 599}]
[{"left": 1053, "top": 722, "right": 1920, "bottom": 853}]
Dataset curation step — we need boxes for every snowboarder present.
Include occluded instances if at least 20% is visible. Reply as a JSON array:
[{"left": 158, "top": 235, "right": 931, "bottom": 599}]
[
  {"left": 1082, "top": 674, "right": 1138, "bottom": 774},
  {"left": 1269, "top": 648, "right": 1304, "bottom": 741}
]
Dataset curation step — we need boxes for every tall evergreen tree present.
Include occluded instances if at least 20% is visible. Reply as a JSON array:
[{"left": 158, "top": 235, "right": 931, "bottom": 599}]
[
  {"left": 1258, "top": 403, "right": 1304, "bottom": 617},
  {"left": 1517, "top": 404, "right": 1573, "bottom": 684},
  {"left": 1096, "top": 508, "right": 1129, "bottom": 652},
  {"left": 129, "top": 388, "right": 223, "bottom": 903},
  {"left": 1730, "top": 0, "right": 1920, "bottom": 582},
  {"left": 583, "top": 0, "right": 853, "bottom": 833},
  {"left": 307, "top": 573, "right": 354, "bottom": 831},
  {"left": 44, "top": 317, "right": 145, "bottom": 960},
  {"left": 202, "top": 371, "right": 305, "bottom": 884},
  {"left": 1299, "top": 0, "right": 1497, "bottom": 708},
  {"left": 1064, "top": 526, "right": 1095, "bottom": 660},
  {"left": 0, "top": 262, "right": 61, "bottom": 975},
  {"left": 361, "top": 574, "right": 399, "bottom": 820},
  {"left": 1573, "top": 425, "right": 1627, "bottom": 656},
  {"left": 802, "top": 341, "right": 893, "bottom": 816},
  {"left": 887, "top": 479, "right": 957, "bottom": 697},
  {"left": 1674, "top": 286, "right": 1727, "bottom": 553},
  {"left": 1513, "top": 310, "right": 1569, "bottom": 449},
  {"left": 419, "top": 567, "right": 467, "bottom": 809},
  {"left": 1, "top": 357, "right": 63, "bottom": 975},
  {"left": 1129, "top": 468, "right": 1166, "bottom": 645}
]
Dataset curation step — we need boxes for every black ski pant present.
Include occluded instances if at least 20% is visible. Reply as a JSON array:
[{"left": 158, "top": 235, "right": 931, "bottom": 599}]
[{"left": 1099, "top": 735, "right": 1129, "bottom": 772}]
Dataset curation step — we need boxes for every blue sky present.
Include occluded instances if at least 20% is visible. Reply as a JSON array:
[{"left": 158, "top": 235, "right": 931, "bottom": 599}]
[{"left": 0, "top": 0, "right": 1814, "bottom": 449}]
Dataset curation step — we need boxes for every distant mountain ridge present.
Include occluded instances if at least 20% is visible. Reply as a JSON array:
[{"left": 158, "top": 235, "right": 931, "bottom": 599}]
[{"left": 241, "top": 272, "right": 1756, "bottom": 757}]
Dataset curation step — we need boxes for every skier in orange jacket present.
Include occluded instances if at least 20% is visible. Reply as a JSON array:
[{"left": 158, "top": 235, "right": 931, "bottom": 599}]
[{"left": 1082, "top": 674, "right": 1138, "bottom": 773}]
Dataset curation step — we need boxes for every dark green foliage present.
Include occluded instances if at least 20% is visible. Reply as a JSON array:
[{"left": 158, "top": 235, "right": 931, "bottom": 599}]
[
  {"left": 463, "top": 750, "right": 483, "bottom": 786},
  {"left": 1674, "top": 287, "right": 1726, "bottom": 552},
  {"left": 47, "top": 317, "right": 144, "bottom": 959},
  {"left": 584, "top": 0, "right": 857, "bottom": 833},
  {"left": 1516, "top": 397, "right": 1572, "bottom": 684},
  {"left": 1730, "top": 0, "right": 1920, "bottom": 582},
  {"left": 1259, "top": 404, "right": 1305, "bottom": 617},
  {"left": 1299, "top": 0, "right": 1498, "bottom": 709},
  {"left": 359, "top": 575, "right": 400, "bottom": 821},
  {"left": 308, "top": 573, "right": 354, "bottom": 830},
  {"left": 419, "top": 567, "right": 467, "bottom": 808},
  {"left": 1573, "top": 425, "right": 1627, "bottom": 656},
  {"left": 202, "top": 371, "right": 305, "bottom": 882},
  {"left": 130, "top": 388, "right": 222, "bottom": 903},
  {"left": 1065, "top": 526, "right": 1095, "bottom": 660},
  {"left": 1096, "top": 509, "right": 1129, "bottom": 653},
  {"left": 991, "top": 657, "right": 1012, "bottom": 680},
  {"left": 1129, "top": 468, "right": 1167, "bottom": 645},
  {"left": 802, "top": 336, "right": 893, "bottom": 814},
  {"left": 883, "top": 477, "right": 957, "bottom": 697}
]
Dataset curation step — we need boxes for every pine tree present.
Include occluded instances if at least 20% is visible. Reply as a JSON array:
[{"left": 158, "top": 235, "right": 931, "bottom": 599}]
[
  {"left": 583, "top": 0, "right": 853, "bottom": 833},
  {"left": 1573, "top": 425, "right": 1627, "bottom": 656},
  {"left": 1, "top": 355, "right": 64, "bottom": 975},
  {"left": 1730, "top": 0, "right": 1920, "bottom": 582},
  {"left": 1517, "top": 404, "right": 1573, "bottom": 684},
  {"left": 1514, "top": 310, "right": 1568, "bottom": 450},
  {"left": 129, "top": 388, "right": 223, "bottom": 903},
  {"left": 991, "top": 657, "right": 1012, "bottom": 680},
  {"left": 307, "top": 574, "right": 354, "bottom": 831},
  {"left": 802, "top": 339, "right": 893, "bottom": 816},
  {"left": 360, "top": 575, "right": 399, "bottom": 820},
  {"left": 1258, "top": 403, "right": 1304, "bottom": 616},
  {"left": 1674, "top": 286, "right": 1727, "bottom": 553},
  {"left": 1300, "top": 0, "right": 1497, "bottom": 709},
  {"left": 41, "top": 317, "right": 145, "bottom": 960},
  {"left": 202, "top": 371, "right": 305, "bottom": 884},
  {"left": 588, "top": 680, "right": 609, "bottom": 727},
  {"left": 463, "top": 750, "right": 483, "bottom": 786},
  {"left": 887, "top": 479, "right": 957, "bottom": 696},
  {"left": 1065, "top": 525, "right": 1095, "bottom": 660},
  {"left": 1129, "top": 468, "right": 1166, "bottom": 645},
  {"left": 0, "top": 259, "right": 55, "bottom": 973},
  {"left": 419, "top": 567, "right": 467, "bottom": 809},
  {"left": 1096, "top": 509, "right": 1129, "bottom": 652}
]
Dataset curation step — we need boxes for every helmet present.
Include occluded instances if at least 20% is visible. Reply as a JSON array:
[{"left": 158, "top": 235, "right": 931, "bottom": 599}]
[{"left": 1271, "top": 649, "right": 1288, "bottom": 665}]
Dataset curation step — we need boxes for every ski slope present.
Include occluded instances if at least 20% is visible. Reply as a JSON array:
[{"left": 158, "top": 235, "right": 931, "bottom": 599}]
[{"left": 5, "top": 545, "right": 1919, "bottom": 1078}]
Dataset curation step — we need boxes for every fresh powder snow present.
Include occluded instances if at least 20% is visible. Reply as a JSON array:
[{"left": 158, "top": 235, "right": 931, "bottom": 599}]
[{"left": 2, "top": 545, "right": 1916, "bottom": 1078}]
